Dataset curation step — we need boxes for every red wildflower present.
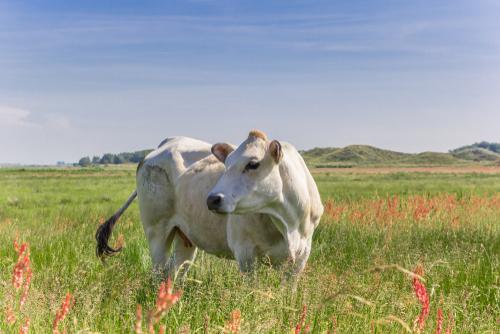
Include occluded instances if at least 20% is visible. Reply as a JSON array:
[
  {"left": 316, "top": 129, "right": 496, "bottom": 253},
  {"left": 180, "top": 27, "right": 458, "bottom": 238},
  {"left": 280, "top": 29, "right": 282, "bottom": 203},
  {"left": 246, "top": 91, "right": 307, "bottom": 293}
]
[
  {"left": 413, "top": 266, "right": 430, "bottom": 332},
  {"left": 294, "top": 304, "right": 310, "bottom": 334},
  {"left": 435, "top": 308, "right": 443, "bottom": 334},
  {"left": 138, "top": 277, "right": 182, "bottom": 334},
  {"left": 224, "top": 309, "right": 241, "bottom": 334},
  {"left": 53, "top": 292, "right": 73, "bottom": 334},
  {"left": 12, "top": 242, "right": 30, "bottom": 290},
  {"left": 6, "top": 239, "right": 25, "bottom": 327},
  {"left": 20, "top": 267, "right": 32, "bottom": 308},
  {"left": 153, "top": 277, "right": 182, "bottom": 320},
  {"left": 6, "top": 305, "right": 16, "bottom": 325},
  {"left": 7, "top": 237, "right": 32, "bottom": 329},
  {"left": 19, "top": 317, "right": 30, "bottom": 334}
]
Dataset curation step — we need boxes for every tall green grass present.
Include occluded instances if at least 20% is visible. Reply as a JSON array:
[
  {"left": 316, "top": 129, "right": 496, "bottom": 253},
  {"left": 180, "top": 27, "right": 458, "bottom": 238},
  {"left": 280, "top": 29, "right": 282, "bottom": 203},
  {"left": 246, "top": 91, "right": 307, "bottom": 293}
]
[{"left": 0, "top": 167, "right": 498, "bottom": 333}]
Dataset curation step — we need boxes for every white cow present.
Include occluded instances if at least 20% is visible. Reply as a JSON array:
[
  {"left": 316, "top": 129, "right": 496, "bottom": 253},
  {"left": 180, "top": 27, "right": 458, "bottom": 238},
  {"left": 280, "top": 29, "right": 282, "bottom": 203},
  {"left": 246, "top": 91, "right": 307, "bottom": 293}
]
[{"left": 96, "top": 130, "right": 323, "bottom": 276}]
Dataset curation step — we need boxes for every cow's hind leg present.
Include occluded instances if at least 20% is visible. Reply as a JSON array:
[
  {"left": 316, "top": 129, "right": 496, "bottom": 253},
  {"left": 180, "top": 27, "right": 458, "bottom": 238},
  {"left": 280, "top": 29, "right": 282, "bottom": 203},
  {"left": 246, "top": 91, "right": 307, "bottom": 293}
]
[
  {"left": 167, "top": 227, "right": 197, "bottom": 280},
  {"left": 144, "top": 221, "right": 176, "bottom": 276},
  {"left": 137, "top": 162, "right": 176, "bottom": 275}
]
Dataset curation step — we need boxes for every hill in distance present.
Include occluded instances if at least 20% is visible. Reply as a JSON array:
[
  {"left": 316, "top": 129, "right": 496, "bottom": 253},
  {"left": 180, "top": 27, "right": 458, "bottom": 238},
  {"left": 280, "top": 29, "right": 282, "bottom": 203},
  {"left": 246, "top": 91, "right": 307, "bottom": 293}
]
[
  {"left": 449, "top": 141, "right": 500, "bottom": 162},
  {"left": 301, "top": 141, "right": 500, "bottom": 168}
]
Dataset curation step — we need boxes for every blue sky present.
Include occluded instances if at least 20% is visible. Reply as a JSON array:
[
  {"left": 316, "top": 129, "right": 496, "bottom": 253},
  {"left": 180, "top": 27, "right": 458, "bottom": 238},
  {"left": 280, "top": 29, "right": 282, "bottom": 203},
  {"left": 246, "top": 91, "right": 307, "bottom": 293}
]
[{"left": 1, "top": 0, "right": 499, "bottom": 164}]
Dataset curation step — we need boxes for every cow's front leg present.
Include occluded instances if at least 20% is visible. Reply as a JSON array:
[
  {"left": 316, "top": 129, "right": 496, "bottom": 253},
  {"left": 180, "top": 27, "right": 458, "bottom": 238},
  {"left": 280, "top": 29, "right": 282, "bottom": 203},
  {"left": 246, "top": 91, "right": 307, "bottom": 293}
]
[
  {"left": 283, "top": 236, "right": 312, "bottom": 281},
  {"left": 234, "top": 244, "right": 257, "bottom": 273},
  {"left": 291, "top": 244, "right": 311, "bottom": 276}
]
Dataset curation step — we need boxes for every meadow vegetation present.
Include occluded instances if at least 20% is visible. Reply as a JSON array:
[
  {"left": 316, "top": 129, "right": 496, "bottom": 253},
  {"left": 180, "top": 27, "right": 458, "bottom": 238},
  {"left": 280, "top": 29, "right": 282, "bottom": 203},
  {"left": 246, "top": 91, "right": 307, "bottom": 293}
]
[{"left": 0, "top": 166, "right": 498, "bottom": 333}]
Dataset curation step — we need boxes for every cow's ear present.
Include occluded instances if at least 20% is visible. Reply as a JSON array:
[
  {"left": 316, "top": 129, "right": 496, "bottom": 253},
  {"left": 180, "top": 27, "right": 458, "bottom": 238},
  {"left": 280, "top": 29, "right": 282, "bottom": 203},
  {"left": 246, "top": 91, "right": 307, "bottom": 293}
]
[
  {"left": 269, "top": 140, "right": 283, "bottom": 163},
  {"left": 211, "top": 143, "right": 234, "bottom": 163}
]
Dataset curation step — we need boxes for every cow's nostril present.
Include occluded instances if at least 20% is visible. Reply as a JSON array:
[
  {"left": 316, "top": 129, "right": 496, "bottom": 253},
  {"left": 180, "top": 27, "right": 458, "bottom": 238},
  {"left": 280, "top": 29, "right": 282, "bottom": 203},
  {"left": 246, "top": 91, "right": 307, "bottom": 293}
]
[{"left": 207, "top": 194, "right": 224, "bottom": 211}]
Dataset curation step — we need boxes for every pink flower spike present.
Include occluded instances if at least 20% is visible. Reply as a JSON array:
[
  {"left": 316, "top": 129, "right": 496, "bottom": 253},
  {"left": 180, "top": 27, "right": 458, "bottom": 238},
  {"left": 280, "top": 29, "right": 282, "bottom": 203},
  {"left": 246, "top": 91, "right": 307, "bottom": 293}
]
[
  {"left": 20, "top": 267, "right": 33, "bottom": 308},
  {"left": 19, "top": 317, "right": 30, "bottom": 334},
  {"left": 12, "top": 245, "right": 30, "bottom": 290},
  {"left": 225, "top": 309, "right": 241, "bottom": 334},
  {"left": 412, "top": 266, "right": 430, "bottom": 331},
  {"left": 294, "top": 304, "right": 307, "bottom": 334},
  {"left": 53, "top": 292, "right": 73, "bottom": 334},
  {"left": 6, "top": 305, "right": 16, "bottom": 325},
  {"left": 435, "top": 308, "right": 443, "bottom": 334},
  {"left": 153, "top": 277, "right": 182, "bottom": 321}
]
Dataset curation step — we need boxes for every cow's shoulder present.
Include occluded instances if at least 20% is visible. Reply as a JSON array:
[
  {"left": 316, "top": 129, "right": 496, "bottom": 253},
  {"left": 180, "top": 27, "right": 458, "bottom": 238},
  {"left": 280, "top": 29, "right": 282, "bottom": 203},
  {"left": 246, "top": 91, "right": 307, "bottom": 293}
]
[{"left": 183, "top": 154, "right": 222, "bottom": 177}]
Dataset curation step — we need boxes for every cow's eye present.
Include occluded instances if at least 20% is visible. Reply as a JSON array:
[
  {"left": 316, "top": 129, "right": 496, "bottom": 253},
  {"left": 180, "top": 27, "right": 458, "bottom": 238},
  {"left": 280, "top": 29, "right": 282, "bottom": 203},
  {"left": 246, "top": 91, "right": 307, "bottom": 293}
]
[{"left": 244, "top": 161, "right": 260, "bottom": 171}]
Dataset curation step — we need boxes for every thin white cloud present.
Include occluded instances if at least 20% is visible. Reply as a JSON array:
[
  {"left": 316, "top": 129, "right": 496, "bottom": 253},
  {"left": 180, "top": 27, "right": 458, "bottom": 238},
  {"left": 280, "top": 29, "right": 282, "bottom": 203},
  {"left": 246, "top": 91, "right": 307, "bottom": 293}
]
[
  {"left": 0, "top": 105, "right": 72, "bottom": 130},
  {"left": 0, "top": 105, "right": 36, "bottom": 127}
]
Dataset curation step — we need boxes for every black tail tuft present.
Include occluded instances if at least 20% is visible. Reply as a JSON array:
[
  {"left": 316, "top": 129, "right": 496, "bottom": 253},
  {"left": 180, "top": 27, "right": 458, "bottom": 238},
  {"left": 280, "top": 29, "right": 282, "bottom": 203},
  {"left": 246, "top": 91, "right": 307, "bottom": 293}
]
[{"left": 95, "top": 214, "right": 122, "bottom": 261}]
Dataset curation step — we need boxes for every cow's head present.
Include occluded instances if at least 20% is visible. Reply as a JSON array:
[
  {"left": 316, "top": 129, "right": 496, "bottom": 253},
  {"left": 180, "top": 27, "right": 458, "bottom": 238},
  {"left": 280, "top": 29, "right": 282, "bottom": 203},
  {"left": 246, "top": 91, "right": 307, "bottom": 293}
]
[{"left": 207, "top": 130, "right": 283, "bottom": 214}]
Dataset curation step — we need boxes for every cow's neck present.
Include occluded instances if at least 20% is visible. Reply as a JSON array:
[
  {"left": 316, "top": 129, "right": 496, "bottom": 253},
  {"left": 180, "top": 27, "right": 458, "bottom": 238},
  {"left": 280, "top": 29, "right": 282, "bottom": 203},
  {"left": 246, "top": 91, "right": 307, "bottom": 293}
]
[{"left": 261, "top": 154, "right": 313, "bottom": 243}]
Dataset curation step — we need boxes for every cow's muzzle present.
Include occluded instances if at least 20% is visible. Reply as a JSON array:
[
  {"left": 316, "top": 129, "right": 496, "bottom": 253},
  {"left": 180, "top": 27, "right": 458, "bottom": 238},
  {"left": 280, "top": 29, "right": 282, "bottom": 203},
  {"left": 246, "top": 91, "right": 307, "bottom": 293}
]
[{"left": 207, "top": 193, "right": 225, "bottom": 212}]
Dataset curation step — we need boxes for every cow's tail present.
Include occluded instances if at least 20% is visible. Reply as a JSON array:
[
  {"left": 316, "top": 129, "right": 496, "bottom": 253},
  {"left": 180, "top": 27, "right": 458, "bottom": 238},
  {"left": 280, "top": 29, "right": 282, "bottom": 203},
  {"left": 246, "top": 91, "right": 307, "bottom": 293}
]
[{"left": 95, "top": 190, "right": 137, "bottom": 260}]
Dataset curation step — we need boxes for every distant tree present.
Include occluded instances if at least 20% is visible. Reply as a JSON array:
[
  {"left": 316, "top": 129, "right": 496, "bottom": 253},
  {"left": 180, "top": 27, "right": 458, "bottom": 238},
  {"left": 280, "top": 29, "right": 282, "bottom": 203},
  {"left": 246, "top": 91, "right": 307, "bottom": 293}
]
[
  {"left": 131, "top": 150, "right": 152, "bottom": 163},
  {"left": 113, "top": 155, "right": 126, "bottom": 164},
  {"left": 100, "top": 153, "right": 115, "bottom": 164},
  {"left": 488, "top": 143, "right": 500, "bottom": 153},
  {"left": 118, "top": 152, "right": 133, "bottom": 162},
  {"left": 84, "top": 149, "right": 154, "bottom": 165},
  {"left": 452, "top": 141, "right": 500, "bottom": 154},
  {"left": 477, "top": 141, "right": 489, "bottom": 149},
  {"left": 78, "top": 156, "right": 91, "bottom": 167}
]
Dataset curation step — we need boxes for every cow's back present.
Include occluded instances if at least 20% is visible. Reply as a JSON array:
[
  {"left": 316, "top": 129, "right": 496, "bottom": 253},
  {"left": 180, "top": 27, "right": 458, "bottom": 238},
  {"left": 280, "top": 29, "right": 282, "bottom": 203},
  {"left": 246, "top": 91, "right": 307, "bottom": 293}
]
[{"left": 145, "top": 136, "right": 212, "bottom": 176}]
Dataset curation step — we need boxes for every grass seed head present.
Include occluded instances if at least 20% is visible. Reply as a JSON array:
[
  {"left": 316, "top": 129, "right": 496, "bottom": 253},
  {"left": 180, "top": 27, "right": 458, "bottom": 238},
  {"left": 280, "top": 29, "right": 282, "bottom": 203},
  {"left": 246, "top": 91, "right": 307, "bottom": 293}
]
[{"left": 445, "top": 312, "right": 454, "bottom": 334}]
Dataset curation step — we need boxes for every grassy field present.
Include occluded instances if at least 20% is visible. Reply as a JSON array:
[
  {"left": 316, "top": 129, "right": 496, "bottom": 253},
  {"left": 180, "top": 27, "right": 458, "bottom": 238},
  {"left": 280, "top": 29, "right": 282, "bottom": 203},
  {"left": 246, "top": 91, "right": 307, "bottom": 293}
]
[{"left": 0, "top": 166, "right": 499, "bottom": 333}]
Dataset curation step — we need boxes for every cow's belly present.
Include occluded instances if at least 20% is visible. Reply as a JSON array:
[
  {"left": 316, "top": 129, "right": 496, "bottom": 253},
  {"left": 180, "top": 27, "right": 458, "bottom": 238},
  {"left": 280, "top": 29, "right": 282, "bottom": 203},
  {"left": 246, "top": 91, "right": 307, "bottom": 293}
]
[
  {"left": 176, "top": 205, "right": 233, "bottom": 258},
  {"left": 187, "top": 224, "right": 234, "bottom": 258}
]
